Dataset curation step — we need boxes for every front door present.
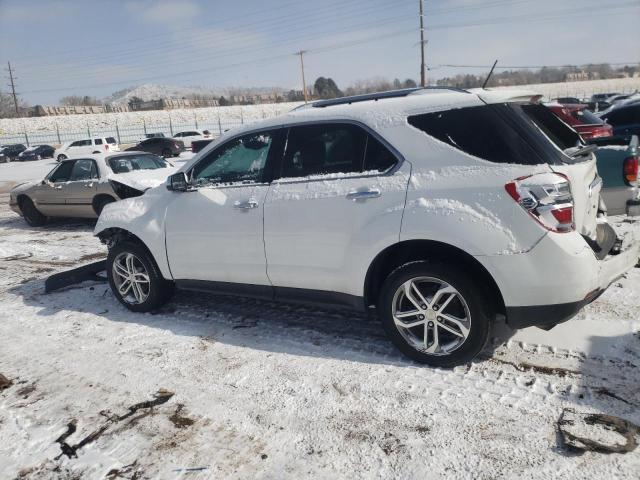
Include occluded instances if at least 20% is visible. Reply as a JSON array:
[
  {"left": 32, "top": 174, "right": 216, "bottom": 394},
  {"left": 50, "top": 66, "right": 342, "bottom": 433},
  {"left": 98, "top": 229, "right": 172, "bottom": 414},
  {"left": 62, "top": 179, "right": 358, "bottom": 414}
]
[
  {"left": 165, "top": 128, "right": 283, "bottom": 287},
  {"left": 34, "top": 160, "right": 76, "bottom": 216},
  {"left": 64, "top": 158, "right": 99, "bottom": 217}
]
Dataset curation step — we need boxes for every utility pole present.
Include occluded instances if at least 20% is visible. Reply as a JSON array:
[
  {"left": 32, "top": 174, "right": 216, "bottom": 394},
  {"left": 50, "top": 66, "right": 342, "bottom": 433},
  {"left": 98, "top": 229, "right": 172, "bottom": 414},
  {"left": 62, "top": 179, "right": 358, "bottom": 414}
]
[
  {"left": 6, "top": 61, "right": 19, "bottom": 116},
  {"left": 295, "top": 50, "right": 309, "bottom": 103},
  {"left": 419, "top": 0, "right": 426, "bottom": 87}
]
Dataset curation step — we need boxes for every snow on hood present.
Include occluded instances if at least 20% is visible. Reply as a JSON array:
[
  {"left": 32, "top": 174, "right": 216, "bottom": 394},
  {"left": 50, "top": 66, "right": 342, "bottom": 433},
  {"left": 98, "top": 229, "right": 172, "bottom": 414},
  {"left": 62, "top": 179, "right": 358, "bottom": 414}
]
[{"left": 107, "top": 167, "right": 177, "bottom": 191}]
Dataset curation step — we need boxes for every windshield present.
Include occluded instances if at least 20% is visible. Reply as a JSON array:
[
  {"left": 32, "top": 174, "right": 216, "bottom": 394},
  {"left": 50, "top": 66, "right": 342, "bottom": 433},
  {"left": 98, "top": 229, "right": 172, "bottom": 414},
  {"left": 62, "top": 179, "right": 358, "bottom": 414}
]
[{"left": 107, "top": 154, "right": 168, "bottom": 173}]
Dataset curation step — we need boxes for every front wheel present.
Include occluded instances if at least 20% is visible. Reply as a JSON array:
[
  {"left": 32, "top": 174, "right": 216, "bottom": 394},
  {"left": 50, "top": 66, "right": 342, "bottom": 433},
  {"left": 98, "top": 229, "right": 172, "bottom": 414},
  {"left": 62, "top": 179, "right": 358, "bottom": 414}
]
[
  {"left": 57, "top": 154, "right": 67, "bottom": 162},
  {"left": 20, "top": 197, "right": 47, "bottom": 227},
  {"left": 378, "top": 261, "right": 491, "bottom": 367},
  {"left": 107, "top": 241, "right": 174, "bottom": 312}
]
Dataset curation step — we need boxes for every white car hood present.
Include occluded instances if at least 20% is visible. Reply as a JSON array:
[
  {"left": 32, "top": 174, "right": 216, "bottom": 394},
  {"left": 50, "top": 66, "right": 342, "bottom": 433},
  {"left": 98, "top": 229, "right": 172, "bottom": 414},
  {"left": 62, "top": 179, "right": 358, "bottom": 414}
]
[{"left": 107, "top": 167, "right": 177, "bottom": 191}]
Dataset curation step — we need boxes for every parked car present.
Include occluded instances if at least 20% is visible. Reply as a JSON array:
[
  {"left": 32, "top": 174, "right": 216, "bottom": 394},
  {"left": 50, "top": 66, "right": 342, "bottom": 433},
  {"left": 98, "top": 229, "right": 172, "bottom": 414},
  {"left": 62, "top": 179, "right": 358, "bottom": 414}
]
[
  {"left": 173, "top": 130, "right": 210, "bottom": 149},
  {"left": 9, "top": 152, "right": 176, "bottom": 226},
  {"left": 54, "top": 137, "right": 120, "bottom": 161},
  {"left": 93, "top": 87, "right": 640, "bottom": 367},
  {"left": 589, "top": 135, "right": 639, "bottom": 216},
  {"left": 0, "top": 152, "right": 8, "bottom": 164},
  {"left": 600, "top": 104, "right": 640, "bottom": 138},
  {"left": 547, "top": 104, "right": 612, "bottom": 140},
  {"left": 554, "top": 97, "right": 584, "bottom": 105},
  {"left": 126, "top": 137, "right": 185, "bottom": 157},
  {"left": 0, "top": 144, "right": 27, "bottom": 161},
  {"left": 17, "top": 144, "right": 56, "bottom": 161}
]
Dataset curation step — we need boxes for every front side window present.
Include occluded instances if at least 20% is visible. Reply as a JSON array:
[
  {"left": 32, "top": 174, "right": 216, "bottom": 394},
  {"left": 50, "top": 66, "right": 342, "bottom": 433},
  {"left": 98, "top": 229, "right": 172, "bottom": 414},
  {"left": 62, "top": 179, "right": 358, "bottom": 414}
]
[
  {"left": 108, "top": 154, "right": 167, "bottom": 173},
  {"left": 279, "top": 124, "right": 366, "bottom": 179},
  {"left": 69, "top": 159, "right": 98, "bottom": 181},
  {"left": 192, "top": 131, "right": 274, "bottom": 185},
  {"left": 48, "top": 161, "right": 75, "bottom": 182}
]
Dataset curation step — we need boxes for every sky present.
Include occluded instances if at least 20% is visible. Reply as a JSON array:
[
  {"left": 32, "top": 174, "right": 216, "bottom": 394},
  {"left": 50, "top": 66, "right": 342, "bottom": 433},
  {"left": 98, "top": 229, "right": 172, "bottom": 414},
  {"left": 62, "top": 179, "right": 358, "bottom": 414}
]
[{"left": 0, "top": 0, "right": 639, "bottom": 105}]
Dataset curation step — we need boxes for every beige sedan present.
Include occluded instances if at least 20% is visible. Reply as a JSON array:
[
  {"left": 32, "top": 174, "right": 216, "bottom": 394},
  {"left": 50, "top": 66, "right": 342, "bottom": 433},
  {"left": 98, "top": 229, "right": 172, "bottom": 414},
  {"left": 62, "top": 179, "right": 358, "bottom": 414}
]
[{"left": 9, "top": 152, "right": 176, "bottom": 226}]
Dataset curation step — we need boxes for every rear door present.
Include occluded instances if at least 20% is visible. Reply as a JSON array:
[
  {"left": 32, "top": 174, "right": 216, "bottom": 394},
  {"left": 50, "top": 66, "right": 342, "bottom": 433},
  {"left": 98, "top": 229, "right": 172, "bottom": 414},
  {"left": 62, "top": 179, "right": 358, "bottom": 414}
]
[{"left": 263, "top": 122, "right": 410, "bottom": 299}]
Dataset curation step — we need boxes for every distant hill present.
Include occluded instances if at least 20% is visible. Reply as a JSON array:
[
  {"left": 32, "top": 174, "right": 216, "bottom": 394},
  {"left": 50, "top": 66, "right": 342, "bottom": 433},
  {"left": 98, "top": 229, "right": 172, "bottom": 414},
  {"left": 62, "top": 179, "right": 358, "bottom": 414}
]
[{"left": 104, "top": 83, "right": 286, "bottom": 105}]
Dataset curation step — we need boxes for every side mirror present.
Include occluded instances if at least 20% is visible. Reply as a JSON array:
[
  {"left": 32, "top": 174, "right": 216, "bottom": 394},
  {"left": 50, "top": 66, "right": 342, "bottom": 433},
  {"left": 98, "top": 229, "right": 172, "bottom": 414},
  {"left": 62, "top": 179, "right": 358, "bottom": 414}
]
[{"left": 167, "top": 172, "right": 190, "bottom": 192}]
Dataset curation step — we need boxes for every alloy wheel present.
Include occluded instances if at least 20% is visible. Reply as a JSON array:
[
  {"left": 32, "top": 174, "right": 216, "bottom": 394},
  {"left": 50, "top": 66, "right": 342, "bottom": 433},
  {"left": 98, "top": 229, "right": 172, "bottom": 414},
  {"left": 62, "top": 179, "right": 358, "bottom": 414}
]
[
  {"left": 391, "top": 276, "right": 471, "bottom": 355},
  {"left": 112, "top": 252, "right": 151, "bottom": 305}
]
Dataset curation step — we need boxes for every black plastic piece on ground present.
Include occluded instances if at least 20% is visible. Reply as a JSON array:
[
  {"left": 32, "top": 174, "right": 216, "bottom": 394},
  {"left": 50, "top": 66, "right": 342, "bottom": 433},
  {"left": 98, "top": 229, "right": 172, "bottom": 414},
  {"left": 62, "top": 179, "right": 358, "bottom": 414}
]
[{"left": 45, "top": 260, "right": 107, "bottom": 293}]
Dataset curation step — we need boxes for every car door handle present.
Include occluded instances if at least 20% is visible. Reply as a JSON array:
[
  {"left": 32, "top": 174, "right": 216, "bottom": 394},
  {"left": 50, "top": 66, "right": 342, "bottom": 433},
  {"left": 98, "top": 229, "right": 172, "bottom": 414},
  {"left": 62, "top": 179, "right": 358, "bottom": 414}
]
[
  {"left": 346, "top": 189, "right": 381, "bottom": 200},
  {"left": 234, "top": 199, "right": 259, "bottom": 210},
  {"left": 85, "top": 183, "right": 94, "bottom": 188}
]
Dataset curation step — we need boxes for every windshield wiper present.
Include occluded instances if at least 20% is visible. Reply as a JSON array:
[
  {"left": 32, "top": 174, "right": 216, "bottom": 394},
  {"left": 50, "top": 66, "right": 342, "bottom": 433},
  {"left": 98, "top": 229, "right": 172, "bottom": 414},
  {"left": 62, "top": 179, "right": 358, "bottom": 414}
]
[{"left": 564, "top": 144, "right": 597, "bottom": 158}]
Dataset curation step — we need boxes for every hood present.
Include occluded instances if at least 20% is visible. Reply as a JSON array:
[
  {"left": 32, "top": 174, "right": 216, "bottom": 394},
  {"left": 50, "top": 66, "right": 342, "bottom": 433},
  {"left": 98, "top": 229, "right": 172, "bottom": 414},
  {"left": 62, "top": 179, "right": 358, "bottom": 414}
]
[
  {"left": 11, "top": 181, "right": 37, "bottom": 193},
  {"left": 108, "top": 167, "right": 177, "bottom": 191}
]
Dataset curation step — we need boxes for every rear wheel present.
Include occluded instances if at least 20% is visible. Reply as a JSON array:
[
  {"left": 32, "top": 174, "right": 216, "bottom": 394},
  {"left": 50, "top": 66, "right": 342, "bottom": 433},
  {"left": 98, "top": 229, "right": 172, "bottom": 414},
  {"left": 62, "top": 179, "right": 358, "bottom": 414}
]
[
  {"left": 378, "top": 261, "right": 491, "bottom": 367},
  {"left": 57, "top": 154, "right": 67, "bottom": 162},
  {"left": 161, "top": 148, "right": 172, "bottom": 158},
  {"left": 107, "top": 241, "right": 174, "bottom": 312},
  {"left": 20, "top": 197, "right": 47, "bottom": 227}
]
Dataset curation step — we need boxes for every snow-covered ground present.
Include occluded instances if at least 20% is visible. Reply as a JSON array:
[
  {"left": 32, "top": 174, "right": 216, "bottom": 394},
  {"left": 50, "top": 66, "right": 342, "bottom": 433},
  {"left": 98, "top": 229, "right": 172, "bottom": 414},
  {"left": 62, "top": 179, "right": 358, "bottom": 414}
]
[{"left": 0, "top": 160, "right": 638, "bottom": 479}]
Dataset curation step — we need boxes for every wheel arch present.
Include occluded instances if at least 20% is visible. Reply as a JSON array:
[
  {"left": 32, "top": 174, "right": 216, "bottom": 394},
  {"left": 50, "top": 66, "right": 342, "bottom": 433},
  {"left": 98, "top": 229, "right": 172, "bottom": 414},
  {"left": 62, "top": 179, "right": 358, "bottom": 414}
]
[
  {"left": 364, "top": 239, "right": 506, "bottom": 317},
  {"left": 92, "top": 193, "right": 117, "bottom": 215}
]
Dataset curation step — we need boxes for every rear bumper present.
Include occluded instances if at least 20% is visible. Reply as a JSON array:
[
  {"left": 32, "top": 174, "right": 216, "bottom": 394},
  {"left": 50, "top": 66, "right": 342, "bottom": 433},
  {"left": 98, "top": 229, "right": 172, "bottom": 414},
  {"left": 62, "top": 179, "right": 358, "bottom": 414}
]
[{"left": 479, "top": 224, "right": 640, "bottom": 329}]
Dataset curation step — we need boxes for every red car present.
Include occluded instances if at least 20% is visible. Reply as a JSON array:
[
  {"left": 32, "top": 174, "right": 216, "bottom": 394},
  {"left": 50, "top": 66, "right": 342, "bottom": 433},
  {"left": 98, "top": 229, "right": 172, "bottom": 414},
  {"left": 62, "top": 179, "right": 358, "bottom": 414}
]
[{"left": 547, "top": 104, "right": 612, "bottom": 140}]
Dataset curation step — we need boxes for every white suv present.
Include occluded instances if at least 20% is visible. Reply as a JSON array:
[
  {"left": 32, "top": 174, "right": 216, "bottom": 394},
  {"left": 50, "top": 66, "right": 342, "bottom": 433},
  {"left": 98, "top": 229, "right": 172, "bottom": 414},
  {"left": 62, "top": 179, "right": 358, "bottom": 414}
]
[
  {"left": 55, "top": 137, "right": 119, "bottom": 161},
  {"left": 94, "top": 88, "right": 640, "bottom": 366}
]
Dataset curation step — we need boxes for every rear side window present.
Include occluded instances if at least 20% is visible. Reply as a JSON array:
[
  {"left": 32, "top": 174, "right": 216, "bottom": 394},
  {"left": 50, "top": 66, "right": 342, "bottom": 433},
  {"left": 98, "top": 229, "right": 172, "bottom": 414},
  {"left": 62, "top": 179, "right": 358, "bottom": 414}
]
[
  {"left": 69, "top": 159, "right": 98, "bottom": 181},
  {"left": 280, "top": 124, "right": 366, "bottom": 178},
  {"left": 408, "top": 103, "right": 578, "bottom": 165},
  {"left": 94, "top": 138, "right": 103, "bottom": 145},
  {"left": 106, "top": 137, "right": 117, "bottom": 144},
  {"left": 364, "top": 135, "right": 397, "bottom": 172},
  {"left": 408, "top": 106, "right": 543, "bottom": 165}
]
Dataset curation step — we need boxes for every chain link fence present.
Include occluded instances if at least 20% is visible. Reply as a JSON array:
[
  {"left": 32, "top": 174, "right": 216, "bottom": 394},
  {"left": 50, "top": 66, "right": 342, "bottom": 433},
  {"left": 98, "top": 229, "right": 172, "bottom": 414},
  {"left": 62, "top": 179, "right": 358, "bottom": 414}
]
[{"left": 0, "top": 116, "right": 249, "bottom": 147}]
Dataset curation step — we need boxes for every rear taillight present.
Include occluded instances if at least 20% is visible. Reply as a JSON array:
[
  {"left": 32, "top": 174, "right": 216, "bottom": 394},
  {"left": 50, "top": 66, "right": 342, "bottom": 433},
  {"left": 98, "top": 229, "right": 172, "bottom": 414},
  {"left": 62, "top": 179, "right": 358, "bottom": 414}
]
[
  {"left": 623, "top": 156, "right": 638, "bottom": 186},
  {"left": 505, "top": 173, "right": 574, "bottom": 233}
]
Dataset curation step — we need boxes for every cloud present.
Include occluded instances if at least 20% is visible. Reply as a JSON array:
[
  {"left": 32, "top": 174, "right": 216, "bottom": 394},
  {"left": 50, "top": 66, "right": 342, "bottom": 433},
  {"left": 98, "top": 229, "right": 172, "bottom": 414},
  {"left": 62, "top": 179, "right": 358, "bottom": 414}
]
[{"left": 125, "top": 0, "right": 201, "bottom": 26}]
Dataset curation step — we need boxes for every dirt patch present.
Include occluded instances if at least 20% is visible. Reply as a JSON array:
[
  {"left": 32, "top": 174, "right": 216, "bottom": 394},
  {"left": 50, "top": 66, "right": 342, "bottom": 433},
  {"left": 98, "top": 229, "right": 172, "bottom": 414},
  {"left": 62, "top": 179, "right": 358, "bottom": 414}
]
[
  {"left": 78, "top": 252, "right": 106, "bottom": 262},
  {"left": 106, "top": 460, "right": 144, "bottom": 479},
  {"left": 558, "top": 408, "right": 639, "bottom": 454},
  {"left": 56, "top": 389, "right": 175, "bottom": 459},
  {"left": 16, "top": 383, "right": 36, "bottom": 398},
  {"left": 0, "top": 373, "right": 12, "bottom": 391},
  {"left": 169, "top": 404, "right": 195, "bottom": 429},
  {"left": 492, "top": 359, "right": 580, "bottom": 377}
]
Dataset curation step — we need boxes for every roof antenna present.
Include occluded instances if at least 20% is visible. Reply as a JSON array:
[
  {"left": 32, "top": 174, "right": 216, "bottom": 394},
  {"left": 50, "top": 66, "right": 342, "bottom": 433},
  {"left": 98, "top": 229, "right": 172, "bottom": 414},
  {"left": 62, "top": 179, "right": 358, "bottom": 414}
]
[{"left": 482, "top": 59, "right": 498, "bottom": 89}]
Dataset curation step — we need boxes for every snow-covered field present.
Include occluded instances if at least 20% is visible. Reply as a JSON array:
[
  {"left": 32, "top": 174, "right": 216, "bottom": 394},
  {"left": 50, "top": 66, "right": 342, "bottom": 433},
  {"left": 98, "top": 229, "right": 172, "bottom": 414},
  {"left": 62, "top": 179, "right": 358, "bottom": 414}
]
[
  {"left": 0, "top": 160, "right": 639, "bottom": 479},
  {"left": 2, "top": 77, "right": 639, "bottom": 146}
]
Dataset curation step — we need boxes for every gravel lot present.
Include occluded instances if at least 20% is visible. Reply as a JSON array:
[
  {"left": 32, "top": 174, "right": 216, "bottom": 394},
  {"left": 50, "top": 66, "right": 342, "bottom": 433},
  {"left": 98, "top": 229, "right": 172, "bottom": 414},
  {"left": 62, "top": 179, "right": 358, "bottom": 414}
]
[{"left": 0, "top": 161, "right": 638, "bottom": 479}]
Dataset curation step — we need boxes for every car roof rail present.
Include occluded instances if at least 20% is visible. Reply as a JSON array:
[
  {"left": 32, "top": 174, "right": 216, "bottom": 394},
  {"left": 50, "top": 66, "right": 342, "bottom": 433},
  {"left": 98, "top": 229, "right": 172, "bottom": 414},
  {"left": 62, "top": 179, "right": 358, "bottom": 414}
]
[{"left": 310, "top": 86, "right": 470, "bottom": 108}]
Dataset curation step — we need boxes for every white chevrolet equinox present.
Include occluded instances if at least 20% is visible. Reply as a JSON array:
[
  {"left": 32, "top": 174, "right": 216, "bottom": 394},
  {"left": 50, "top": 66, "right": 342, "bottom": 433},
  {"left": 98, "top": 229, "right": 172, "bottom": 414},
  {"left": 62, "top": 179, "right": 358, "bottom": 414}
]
[{"left": 94, "top": 87, "right": 640, "bottom": 366}]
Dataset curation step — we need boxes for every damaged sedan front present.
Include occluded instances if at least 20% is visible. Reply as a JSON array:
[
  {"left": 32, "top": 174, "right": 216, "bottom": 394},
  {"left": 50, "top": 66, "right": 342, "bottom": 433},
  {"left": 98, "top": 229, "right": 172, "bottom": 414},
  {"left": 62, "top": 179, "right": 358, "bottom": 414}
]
[{"left": 9, "top": 151, "right": 177, "bottom": 226}]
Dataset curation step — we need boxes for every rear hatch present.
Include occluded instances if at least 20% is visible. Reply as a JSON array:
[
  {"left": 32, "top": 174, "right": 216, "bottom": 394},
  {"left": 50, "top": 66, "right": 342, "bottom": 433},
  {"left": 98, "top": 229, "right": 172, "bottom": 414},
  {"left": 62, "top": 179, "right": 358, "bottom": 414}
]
[{"left": 514, "top": 102, "right": 602, "bottom": 239}]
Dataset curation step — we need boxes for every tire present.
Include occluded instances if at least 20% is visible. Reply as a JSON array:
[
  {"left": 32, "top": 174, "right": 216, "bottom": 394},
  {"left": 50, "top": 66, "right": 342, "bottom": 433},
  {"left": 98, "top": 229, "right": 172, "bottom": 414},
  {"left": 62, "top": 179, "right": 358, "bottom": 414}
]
[
  {"left": 107, "top": 241, "right": 174, "bottom": 312},
  {"left": 93, "top": 195, "right": 116, "bottom": 216},
  {"left": 20, "top": 197, "right": 47, "bottom": 227},
  {"left": 92, "top": 151, "right": 101, "bottom": 154},
  {"left": 57, "top": 154, "right": 67, "bottom": 162},
  {"left": 378, "top": 260, "right": 492, "bottom": 367},
  {"left": 161, "top": 148, "right": 172, "bottom": 158}
]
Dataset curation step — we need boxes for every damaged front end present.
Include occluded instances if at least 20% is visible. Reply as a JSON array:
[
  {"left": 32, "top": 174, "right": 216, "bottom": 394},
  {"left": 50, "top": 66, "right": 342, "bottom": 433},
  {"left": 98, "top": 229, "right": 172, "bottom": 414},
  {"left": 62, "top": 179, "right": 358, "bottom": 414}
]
[{"left": 109, "top": 180, "right": 145, "bottom": 200}]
